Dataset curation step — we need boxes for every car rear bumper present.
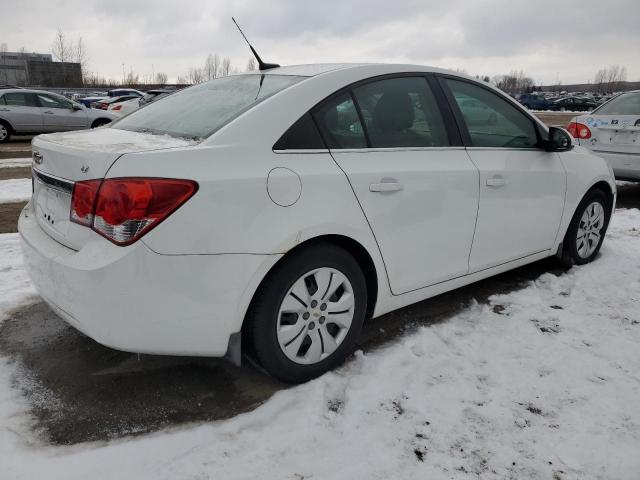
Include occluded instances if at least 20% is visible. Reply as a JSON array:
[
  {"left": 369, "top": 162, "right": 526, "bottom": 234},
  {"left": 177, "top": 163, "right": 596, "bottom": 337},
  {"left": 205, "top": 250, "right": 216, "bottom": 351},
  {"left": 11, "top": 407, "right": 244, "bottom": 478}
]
[
  {"left": 592, "top": 150, "right": 640, "bottom": 180},
  {"left": 18, "top": 202, "right": 276, "bottom": 357}
]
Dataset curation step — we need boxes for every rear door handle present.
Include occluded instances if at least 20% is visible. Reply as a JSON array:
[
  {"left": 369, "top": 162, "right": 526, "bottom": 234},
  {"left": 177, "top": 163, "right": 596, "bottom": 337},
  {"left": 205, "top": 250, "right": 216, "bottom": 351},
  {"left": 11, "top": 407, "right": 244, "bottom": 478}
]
[
  {"left": 486, "top": 176, "right": 507, "bottom": 187},
  {"left": 370, "top": 179, "right": 403, "bottom": 193}
]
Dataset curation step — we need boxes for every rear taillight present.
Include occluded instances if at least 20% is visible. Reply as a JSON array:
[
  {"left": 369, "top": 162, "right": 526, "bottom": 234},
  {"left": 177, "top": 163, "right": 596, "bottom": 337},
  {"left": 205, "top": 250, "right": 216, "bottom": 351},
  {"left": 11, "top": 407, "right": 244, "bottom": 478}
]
[
  {"left": 70, "top": 180, "right": 101, "bottom": 226},
  {"left": 70, "top": 178, "right": 198, "bottom": 246},
  {"left": 566, "top": 122, "right": 592, "bottom": 139}
]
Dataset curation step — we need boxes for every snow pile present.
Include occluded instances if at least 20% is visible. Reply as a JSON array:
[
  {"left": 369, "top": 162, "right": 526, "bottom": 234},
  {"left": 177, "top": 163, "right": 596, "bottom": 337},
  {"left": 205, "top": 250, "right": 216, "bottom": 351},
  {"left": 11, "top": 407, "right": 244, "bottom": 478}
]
[
  {"left": 0, "top": 178, "right": 32, "bottom": 203},
  {"left": 0, "top": 211, "right": 639, "bottom": 479},
  {"left": 0, "top": 158, "right": 31, "bottom": 168},
  {"left": 38, "top": 128, "right": 199, "bottom": 153}
]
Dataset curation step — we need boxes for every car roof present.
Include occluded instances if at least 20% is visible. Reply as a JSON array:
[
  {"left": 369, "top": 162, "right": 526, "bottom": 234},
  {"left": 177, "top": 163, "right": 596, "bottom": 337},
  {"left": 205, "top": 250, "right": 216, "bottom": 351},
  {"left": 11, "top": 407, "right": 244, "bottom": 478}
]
[{"left": 248, "top": 63, "right": 458, "bottom": 78}]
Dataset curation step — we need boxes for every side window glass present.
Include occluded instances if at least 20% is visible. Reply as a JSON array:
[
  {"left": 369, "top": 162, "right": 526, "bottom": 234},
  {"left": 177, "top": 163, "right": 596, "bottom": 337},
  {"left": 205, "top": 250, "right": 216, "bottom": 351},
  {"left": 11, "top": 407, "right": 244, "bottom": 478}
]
[
  {"left": 38, "top": 94, "right": 71, "bottom": 109},
  {"left": 353, "top": 77, "right": 449, "bottom": 148},
  {"left": 274, "top": 113, "right": 326, "bottom": 150},
  {"left": 0, "top": 95, "right": 5, "bottom": 105},
  {"left": 445, "top": 79, "right": 539, "bottom": 149},
  {"left": 313, "top": 93, "right": 366, "bottom": 149},
  {"left": 4, "top": 93, "right": 37, "bottom": 107}
]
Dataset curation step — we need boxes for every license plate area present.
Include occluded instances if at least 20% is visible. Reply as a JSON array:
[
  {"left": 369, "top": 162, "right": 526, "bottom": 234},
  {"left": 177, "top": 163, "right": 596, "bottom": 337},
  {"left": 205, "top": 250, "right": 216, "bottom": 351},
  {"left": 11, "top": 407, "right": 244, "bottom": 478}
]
[
  {"left": 612, "top": 130, "right": 638, "bottom": 145},
  {"left": 33, "top": 170, "right": 74, "bottom": 239}
]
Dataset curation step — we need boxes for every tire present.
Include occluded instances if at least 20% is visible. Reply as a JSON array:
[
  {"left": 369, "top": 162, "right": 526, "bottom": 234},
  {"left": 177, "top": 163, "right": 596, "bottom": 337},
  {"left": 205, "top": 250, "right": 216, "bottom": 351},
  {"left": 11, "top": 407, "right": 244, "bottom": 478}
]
[
  {"left": 560, "top": 189, "right": 611, "bottom": 266},
  {"left": 0, "top": 121, "right": 12, "bottom": 144},
  {"left": 91, "top": 119, "right": 111, "bottom": 128},
  {"left": 245, "top": 243, "right": 368, "bottom": 384}
]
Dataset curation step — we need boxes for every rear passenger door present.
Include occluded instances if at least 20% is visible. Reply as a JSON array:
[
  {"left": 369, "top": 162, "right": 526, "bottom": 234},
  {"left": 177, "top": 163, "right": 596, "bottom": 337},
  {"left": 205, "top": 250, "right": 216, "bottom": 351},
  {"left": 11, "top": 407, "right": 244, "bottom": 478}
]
[
  {"left": 440, "top": 77, "right": 565, "bottom": 272},
  {"left": 1, "top": 92, "right": 43, "bottom": 132},
  {"left": 313, "top": 76, "right": 479, "bottom": 295}
]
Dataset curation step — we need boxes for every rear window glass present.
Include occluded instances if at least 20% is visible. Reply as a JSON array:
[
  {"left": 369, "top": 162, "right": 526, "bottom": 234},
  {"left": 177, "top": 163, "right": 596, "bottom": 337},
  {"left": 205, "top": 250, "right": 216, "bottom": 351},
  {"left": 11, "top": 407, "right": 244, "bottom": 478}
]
[
  {"left": 594, "top": 92, "right": 640, "bottom": 116},
  {"left": 112, "top": 74, "right": 305, "bottom": 139}
]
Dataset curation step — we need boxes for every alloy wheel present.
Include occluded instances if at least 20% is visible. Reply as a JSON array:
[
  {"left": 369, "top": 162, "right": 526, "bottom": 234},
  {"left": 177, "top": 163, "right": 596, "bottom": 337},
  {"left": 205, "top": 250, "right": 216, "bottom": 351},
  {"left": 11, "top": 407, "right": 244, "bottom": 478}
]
[
  {"left": 276, "top": 267, "right": 355, "bottom": 365},
  {"left": 0, "top": 124, "right": 7, "bottom": 141},
  {"left": 576, "top": 201, "right": 605, "bottom": 258}
]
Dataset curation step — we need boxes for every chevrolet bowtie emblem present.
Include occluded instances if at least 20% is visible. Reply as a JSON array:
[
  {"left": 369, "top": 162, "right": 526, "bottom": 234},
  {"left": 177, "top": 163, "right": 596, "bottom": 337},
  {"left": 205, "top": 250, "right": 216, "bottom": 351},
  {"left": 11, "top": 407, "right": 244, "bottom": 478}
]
[
  {"left": 33, "top": 151, "right": 43, "bottom": 165},
  {"left": 81, "top": 165, "right": 90, "bottom": 173}
]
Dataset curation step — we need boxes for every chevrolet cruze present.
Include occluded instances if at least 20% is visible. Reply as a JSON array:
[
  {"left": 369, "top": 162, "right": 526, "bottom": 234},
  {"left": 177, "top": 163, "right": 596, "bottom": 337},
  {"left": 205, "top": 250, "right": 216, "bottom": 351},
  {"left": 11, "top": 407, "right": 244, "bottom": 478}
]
[{"left": 19, "top": 64, "right": 616, "bottom": 383}]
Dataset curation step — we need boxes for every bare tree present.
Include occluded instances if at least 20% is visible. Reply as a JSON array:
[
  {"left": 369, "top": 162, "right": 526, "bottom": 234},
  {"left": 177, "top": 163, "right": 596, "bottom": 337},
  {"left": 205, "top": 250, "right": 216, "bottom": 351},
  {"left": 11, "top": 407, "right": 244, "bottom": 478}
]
[
  {"left": 74, "top": 37, "right": 89, "bottom": 83},
  {"left": 155, "top": 71, "right": 168, "bottom": 84},
  {"left": 51, "top": 29, "right": 73, "bottom": 62},
  {"left": 246, "top": 58, "right": 256, "bottom": 71},
  {"left": 188, "top": 67, "right": 204, "bottom": 84},
  {"left": 221, "top": 57, "right": 232, "bottom": 77},
  {"left": 176, "top": 75, "right": 188, "bottom": 85},
  {"left": 0, "top": 43, "right": 7, "bottom": 85},
  {"left": 203, "top": 53, "right": 221, "bottom": 81},
  {"left": 594, "top": 65, "right": 628, "bottom": 94},
  {"left": 493, "top": 70, "right": 535, "bottom": 94},
  {"left": 124, "top": 70, "right": 139, "bottom": 86}
]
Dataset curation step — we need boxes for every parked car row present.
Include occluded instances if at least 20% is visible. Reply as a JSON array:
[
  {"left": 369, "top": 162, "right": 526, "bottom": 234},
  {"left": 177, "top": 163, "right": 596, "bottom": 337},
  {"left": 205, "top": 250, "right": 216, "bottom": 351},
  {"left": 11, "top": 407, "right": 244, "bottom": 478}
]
[
  {"left": 516, "top": 92, "right": 600, "bottom": 112},
  {"left": 0, "top": 86, "right": 181, "bottom": 141}
]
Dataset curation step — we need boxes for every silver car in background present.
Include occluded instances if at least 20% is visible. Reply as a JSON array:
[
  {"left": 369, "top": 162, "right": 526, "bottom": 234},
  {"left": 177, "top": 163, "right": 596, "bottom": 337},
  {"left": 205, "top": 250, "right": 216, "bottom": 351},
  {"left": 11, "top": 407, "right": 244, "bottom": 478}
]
[
  {"left": 0, "top": 88, "right": 116, "bottom": 143},
  {"left": 567, "top": 90, "right": 640, "bottom": 180}
]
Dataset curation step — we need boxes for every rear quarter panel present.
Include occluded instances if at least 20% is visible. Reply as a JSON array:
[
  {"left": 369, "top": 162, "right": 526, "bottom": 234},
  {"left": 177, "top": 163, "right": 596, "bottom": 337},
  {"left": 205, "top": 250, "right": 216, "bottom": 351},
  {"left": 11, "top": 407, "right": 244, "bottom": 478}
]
[{"left": 554, "top": 146, "right": 616, "bottom": 249}]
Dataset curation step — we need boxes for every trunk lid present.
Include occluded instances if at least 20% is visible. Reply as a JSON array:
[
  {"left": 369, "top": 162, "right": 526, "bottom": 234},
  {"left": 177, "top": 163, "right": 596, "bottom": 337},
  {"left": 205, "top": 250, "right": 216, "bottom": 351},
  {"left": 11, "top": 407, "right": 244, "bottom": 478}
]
[
  {"left": 30, "top": 128, "right": 198, "bottom": 250},
  {"left": 575, "top": 114, "right": 640, "bottom": 154}
]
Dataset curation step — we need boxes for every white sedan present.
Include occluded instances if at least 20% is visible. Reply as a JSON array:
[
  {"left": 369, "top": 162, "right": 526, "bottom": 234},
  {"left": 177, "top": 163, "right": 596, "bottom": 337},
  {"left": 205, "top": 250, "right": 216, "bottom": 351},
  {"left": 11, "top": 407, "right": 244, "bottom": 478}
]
[
  {"left": 19, "top": 64, "right": 616, "bottom": 383},
  {"left": 566, "top": 90, "right": 640, "bottom": 180}
]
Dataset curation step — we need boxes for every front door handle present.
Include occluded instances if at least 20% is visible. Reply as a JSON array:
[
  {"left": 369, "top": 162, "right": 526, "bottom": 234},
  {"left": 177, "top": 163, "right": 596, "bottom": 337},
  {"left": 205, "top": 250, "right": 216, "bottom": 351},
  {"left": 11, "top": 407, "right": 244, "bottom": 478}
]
[
  {"left": 43, "top": 111, "right": 55, "bottom": 114},
  {"left": 486, "top": 176, "right": 507, "bottom": 187},
  {"left": 370, "top": 179, "right": 403, "bottom": 193}
]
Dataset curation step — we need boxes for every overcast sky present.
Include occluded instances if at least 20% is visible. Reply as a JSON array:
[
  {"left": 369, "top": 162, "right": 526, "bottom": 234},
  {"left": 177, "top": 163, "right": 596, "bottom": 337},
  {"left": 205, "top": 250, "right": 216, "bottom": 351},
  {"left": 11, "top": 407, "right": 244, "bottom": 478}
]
[{"left": 2, "top": 0, "right": 639, "bottom": 85}]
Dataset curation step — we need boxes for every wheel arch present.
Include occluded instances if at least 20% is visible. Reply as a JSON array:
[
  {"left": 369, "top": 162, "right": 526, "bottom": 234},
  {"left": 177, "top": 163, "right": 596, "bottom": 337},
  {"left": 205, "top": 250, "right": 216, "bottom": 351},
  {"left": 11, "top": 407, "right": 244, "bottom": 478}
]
[
  {"left": 91, "top": 118, "right": 112, "bottom": 128},
  {"left": 0, "top": 117, "right": 15, "bottom": 131},
  {"left": 242, "top": 234, "right": 379, "bottom": 331}
]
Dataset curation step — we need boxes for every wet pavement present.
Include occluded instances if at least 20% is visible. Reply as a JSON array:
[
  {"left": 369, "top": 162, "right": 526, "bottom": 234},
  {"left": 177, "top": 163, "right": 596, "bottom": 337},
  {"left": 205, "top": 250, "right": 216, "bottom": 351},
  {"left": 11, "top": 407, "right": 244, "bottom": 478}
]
[{"left": 0, "top": 255, "right": 568, "bottom": 445}]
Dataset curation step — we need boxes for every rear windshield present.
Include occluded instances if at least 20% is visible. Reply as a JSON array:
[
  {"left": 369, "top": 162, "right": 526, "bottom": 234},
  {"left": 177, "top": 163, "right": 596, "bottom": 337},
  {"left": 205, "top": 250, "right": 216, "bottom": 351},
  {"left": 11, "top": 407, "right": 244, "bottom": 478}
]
[
  {"left": 112, "top": 74, "right": 305, "bottom": 139},
  {"left": 594, "top": 92, "right": 640, "bottom": 116}
]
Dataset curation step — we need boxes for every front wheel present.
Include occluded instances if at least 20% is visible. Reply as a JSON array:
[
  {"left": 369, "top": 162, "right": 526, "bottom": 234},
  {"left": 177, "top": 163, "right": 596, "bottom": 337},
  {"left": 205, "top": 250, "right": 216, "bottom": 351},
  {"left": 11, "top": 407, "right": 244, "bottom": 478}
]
[
  {"left": 561, "top": 189, "right": 610, "bottom": 266},
  {"left": 245, "top": 243, "right": 367, "bottom": 384}
]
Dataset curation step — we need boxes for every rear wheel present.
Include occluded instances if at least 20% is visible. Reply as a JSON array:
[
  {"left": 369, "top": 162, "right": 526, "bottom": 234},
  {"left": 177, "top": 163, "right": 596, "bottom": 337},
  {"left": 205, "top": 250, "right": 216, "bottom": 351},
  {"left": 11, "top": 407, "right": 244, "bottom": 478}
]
[
  {"left": 0, "top": 121, "right": 12, "bottom": 143},
  {"left": 561, "top": 189, "right": 610, "bottom": 266},
  {"left": 245, "top": 243, "right": 367, "bottom": 384}
]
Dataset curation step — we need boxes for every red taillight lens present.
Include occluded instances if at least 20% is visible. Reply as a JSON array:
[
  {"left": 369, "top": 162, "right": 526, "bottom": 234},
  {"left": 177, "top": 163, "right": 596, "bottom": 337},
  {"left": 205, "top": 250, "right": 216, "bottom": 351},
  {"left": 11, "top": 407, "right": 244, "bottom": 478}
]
[
  {"left": 70, "top": 178, "right": 198, "bottom": 245},
  {"left": 70, "top": 179, "right": 101, "bottom": 226},
  {"left": 566, "top": 122, "right": 591, "bottom": 139}
]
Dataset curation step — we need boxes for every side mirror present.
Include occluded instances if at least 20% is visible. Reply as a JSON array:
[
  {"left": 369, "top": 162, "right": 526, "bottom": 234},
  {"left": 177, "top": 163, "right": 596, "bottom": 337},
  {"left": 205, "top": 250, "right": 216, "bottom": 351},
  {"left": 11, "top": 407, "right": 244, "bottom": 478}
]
[
  {"left": 71, "top": 103, "right": 83, "bottom": 111},
  {"left": 546, "top": 126, "right": 573, "bottom": 152}
]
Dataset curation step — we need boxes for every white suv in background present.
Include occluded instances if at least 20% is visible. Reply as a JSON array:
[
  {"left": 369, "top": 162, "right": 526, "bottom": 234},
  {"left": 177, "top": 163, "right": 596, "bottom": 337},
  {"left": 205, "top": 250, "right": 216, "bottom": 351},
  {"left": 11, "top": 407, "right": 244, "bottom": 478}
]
[{"left": 19, "top": 64, "right": 615, "bottom": 383}]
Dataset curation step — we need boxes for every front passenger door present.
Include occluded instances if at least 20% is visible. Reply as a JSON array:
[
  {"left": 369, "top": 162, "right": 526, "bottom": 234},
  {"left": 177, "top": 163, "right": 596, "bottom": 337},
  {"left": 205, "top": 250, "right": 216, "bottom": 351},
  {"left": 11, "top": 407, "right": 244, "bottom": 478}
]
[
  {"left": 442, "top": 78, "right": 565, "bottom": 272},
  {"left": 36, "top": 93, "right": 88, "bottom": 131}
]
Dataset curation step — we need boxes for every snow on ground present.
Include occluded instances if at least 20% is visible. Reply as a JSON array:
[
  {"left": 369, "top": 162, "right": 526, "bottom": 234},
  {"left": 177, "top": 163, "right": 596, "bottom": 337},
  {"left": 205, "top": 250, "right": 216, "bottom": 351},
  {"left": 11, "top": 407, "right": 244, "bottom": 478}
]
[
  {"left": 0, "top": 158, "right": 31, "bottom": 168},
  {"left": 0, "top": 178, "right": 32, "bottom": 204},
  {"left": 0, "top": 211, "right": 639, "bottom": 480}
]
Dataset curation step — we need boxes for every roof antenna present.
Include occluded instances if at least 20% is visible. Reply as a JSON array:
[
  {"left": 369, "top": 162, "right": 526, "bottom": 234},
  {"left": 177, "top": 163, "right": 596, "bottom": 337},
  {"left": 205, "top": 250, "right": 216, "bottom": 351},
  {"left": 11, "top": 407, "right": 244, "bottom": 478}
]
[{"left": 232, "top": 17, "right": 280, "bottom": 71}]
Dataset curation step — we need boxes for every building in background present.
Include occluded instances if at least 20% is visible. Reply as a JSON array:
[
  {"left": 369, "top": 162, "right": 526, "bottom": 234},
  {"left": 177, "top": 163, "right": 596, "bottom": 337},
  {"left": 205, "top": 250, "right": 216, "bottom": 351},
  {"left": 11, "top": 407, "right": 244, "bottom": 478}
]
[{"left": 0, "top": 51, "right": 82, "bottom": 87}]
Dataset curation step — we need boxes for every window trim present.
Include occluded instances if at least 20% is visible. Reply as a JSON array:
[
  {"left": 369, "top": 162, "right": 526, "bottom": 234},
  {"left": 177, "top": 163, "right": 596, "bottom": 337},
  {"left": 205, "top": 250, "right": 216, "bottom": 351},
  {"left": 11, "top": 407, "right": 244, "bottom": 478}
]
[
  {"left": 436, "top": 74, "right": 548, "bottom": 149},
  {"left": 273, "top": 72, "right": 462, "bottom": 152}
]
